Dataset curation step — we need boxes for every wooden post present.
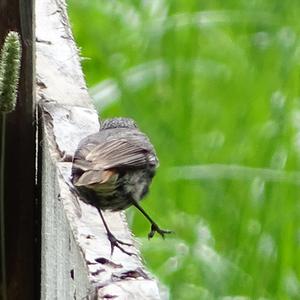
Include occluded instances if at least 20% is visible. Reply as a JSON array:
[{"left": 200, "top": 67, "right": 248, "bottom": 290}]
[
  {"left": 36, "top": 0, "right": 161, "bottom": 299},
  {"left": 0, "top": 1, "right": 37, "bottom": 299}
]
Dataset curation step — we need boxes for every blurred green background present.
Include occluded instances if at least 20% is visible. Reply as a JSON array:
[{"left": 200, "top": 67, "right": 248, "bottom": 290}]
[{"left": 68, "top": 1, "right": 300, "bottom": 299}]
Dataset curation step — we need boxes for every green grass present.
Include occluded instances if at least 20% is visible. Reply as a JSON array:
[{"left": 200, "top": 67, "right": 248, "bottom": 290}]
[{"left": 68, "top": 1, "right": 300, "bottom": 299}]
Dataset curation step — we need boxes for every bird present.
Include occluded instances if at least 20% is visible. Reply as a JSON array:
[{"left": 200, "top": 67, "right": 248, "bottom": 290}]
[{"left": 71, "top": 117, "right": 172, "bottom": 255}]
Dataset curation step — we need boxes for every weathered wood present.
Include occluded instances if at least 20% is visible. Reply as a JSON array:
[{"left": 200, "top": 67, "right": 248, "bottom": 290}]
[
  {"left": 37, "top": 0, "right": 161, "bottom": 298},
  {"left": 0, "top": 1, "right": 37, "bottom": 299}
]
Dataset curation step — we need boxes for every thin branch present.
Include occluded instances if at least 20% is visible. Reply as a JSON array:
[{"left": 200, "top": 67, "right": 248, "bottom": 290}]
[{"left": 0, "top": 113, "right": 7, "bottom": 300}]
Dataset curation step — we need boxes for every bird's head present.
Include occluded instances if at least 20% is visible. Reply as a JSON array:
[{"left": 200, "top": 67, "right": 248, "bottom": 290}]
[{"left": 100, "top": 117, "right": 138, "bottom": 130}]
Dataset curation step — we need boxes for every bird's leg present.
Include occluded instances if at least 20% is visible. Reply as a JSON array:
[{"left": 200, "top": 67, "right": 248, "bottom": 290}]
[
  {"left": 96, "top": 207, "right": 134, "bottom": 256},
  {"left": 131, "top": 201, "right": 173, "bottom": 239}
]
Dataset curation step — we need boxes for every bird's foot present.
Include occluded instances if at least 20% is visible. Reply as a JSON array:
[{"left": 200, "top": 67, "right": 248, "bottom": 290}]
[
  {"left": 148, "top": 223, "right": 173, "bottom": 239},
  {"left": 107, "top": 232, "right": 135, "bottom": 256}
]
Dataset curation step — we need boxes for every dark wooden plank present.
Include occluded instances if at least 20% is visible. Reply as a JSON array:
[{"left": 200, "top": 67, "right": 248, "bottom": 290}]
[{"left": 0, "top": 1, "right": 37, "bottom": 299}]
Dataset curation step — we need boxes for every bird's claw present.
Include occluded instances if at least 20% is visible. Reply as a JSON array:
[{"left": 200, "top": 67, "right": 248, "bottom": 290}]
[
  {"left": 148, "top": 223, "right": 173, "bottom": 239},
  {"left": 107, "top": 232, "right": 135, "bottom": 256}
]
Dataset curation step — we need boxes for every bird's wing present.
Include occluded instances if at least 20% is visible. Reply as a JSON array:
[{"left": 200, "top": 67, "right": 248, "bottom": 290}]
[
  {"left": 72, "top": 134, "right": 157, "bottom": 187},
  {"left": 86, "top": 138, "right": 157, "bottom": 169},
  {"left": 74, "top": 169, "right": 117, "bottom": 187}
]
